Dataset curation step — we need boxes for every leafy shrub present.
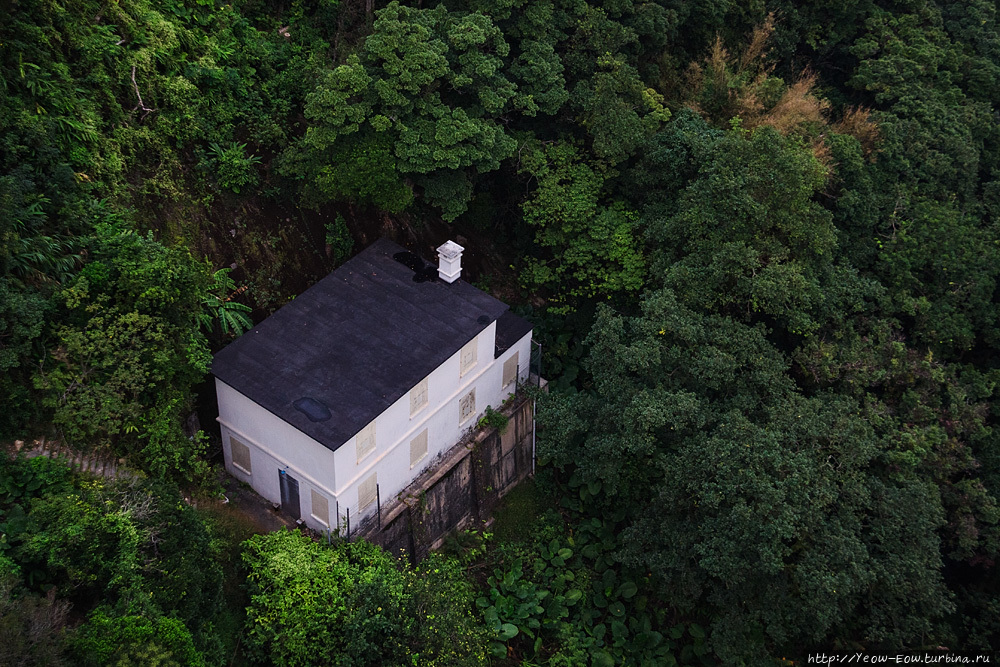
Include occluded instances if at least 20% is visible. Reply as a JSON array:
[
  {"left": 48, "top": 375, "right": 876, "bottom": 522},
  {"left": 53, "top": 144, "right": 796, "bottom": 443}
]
[
  {"left": 68, "top": 609, "right": 204, "bottom": 667},
  {"left": 242, "top": 531, "right": 412, "bottom": 667},
  {"left": 477, "top": 405, "right": 510, "bottom": 433},
  {"left": 207, "top": 141, "right": 262, "bottom": 194},
  {"left": 324, "top": 214, "right": 354, "bottom": 264},
  {"left": 242, "top": 531, "right": 489, "bottom": 667},
  {"left": 409, "top": 553, "right": 490, "bottom": 666},
  {"left": 0, "top": 464, "right": 225, "bottom": 662},
  {"left": 478, "top": 512, "right": 712, "bottom": 665}
]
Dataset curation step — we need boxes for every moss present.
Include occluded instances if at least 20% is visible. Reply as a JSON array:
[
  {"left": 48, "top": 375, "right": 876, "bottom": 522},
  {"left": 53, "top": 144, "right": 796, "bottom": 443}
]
[{"left": 490, "top": 478, "right": 540, "bottom": 545}]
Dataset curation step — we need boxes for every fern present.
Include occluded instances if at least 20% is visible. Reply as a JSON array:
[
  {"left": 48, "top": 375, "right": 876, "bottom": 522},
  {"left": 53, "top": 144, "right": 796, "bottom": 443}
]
[{"left": 199, "top": 268, "right": 253, "bottom": 336}]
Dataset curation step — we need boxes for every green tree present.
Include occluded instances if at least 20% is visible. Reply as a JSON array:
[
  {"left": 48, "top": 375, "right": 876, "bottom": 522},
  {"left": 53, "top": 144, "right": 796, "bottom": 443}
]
[
  {"left": 33, "top": 228, "right": 211, "bottom": 479},
  {"left": 1, "top": 464, "right": 224, "bottom": 663},
  {"left": 643, "top": 120, "right": 880, "bottom": 336},
  {"left": 540, "top": 290, "right": 956, "bottom": 659},
  {"left": 283, "top": 1, "right": 518, "bottom": 220},
  {"left": 242, "top": 531, "right": 413, "bottom": 667},
  {"left": 242, "top": 531, "right": 489, "bottom": 667},
  {"left": 519, "top": 140, "right": 645, "bottom": 313}
]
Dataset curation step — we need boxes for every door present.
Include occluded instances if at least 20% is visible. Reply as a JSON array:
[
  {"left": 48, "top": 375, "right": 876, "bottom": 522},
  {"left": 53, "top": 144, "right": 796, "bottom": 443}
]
[{"left": 279, "top": 470, "right": 301, "bottom": 520}]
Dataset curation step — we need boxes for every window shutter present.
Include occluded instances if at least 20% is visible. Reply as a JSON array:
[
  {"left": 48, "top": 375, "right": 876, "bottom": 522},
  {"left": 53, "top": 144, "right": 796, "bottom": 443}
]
[
  {"left": 410, "top": 429, "right": 428, "bottom": 468},
  {"left": 460, "top": 337, "right": 478, "bottom": 376},
  {"left": 311, "top": 489, "right": 329, "bottom": 525},
  {"left": 503, "top": 351, "right": 519, "bottom": 388},
  {"left": 358, "top": 473, "right": 377, "bottom": 510},
  {"left": 230, "top": 436, "right": 252, "bottom": 473},
  {"left": 410, "top": 378, "right": 429, "bottom": 415},
  {"left": 356, "top": 422, "right": 376, "bottom": 462},
  {"left": 459, "top": 389, "right": 476, "bottom": 423}
]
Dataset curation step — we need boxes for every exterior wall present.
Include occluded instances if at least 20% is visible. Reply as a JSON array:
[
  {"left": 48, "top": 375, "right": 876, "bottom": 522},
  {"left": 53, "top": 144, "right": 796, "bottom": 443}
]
[
  {"left": 356, "top": 393, "right": 536, "bottom": 562},
  {"left": 217, "top": 379, "right": 339, "bottom": 532},
  {"left": 218, "top": 323, "right": 533, "bottom": 533},
  {"left": 332, "top": 324, "right": 533, "bottom": 527}
]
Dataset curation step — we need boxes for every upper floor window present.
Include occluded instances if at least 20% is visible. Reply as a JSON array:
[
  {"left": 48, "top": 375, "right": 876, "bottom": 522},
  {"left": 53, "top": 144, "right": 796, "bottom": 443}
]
[
  {"left": 410, "top": 378, "right": 429, "bottom": 416},
  {"left": 356, "top": 421, "right": 376, "bottom": 462},
  {"left": 460, "top": 337, "right": 478, "bottom": 376},
  {"left": 502, "top": 351, "right": 519, "bottom": 389}
]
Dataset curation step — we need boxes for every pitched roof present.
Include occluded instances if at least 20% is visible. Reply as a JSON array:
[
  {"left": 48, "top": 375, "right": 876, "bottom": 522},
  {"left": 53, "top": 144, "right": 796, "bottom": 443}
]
[{"left": 211, "top": 238, "right": 510, "bottom": 451}]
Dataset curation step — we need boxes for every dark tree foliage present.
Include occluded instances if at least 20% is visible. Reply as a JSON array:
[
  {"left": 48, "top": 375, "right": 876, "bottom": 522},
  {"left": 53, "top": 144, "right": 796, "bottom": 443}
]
[
  {"left": 0, "top": 455, "right": 225, "bottom": 664},
  {"left": 3, "top": 0, "right": 1000, "bottom": 662}
]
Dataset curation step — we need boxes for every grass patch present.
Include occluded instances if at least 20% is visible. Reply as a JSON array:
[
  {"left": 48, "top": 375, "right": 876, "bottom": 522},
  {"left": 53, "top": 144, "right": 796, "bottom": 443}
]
[{"left": 490, "top": 478, "right": 540, "bottom": 545}]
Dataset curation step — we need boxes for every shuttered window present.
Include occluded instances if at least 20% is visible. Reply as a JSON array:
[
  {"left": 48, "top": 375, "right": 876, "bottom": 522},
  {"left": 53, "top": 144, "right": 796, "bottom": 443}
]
[
  {"left": 356, "top": 422, "right": 376, "bottom": 462},
  {"left": 410, "top": 378, "right": 429, "bottom": 416},
  {"left": 410, "top": 429, "right": 428, "bottom": 468},
  {"left": 459, "top": 389, "right": 476, "bottom": 424},
  {"left": 230, "top": 436, "right": 252, "bottom": 474},
  {"left": 460, "top": 337, "right": 478, "bottom": 376},
  {"left": 503, "top": 351, "right": 519, "bottom": 389},
  {"left": 311, "top": 489, "right": 329, "bottom": 526},
  {"left": 358, "top": 473, "right": 377, "bottom": 510}
]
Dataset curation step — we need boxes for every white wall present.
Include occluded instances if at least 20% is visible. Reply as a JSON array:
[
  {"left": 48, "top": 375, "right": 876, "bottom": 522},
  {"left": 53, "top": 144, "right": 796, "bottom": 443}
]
[
  {"left": 218, "top": 323, "right": 533, "bottom": 533},
  {"left": 217, "top": 379, "right": 340, "bottom": 532},
  {"left": 333, "top": 323, "right": 534, "bottom": 525}
]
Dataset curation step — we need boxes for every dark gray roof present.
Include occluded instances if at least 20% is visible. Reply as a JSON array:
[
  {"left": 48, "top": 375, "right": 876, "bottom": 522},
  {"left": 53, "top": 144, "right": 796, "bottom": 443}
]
[
  {"left": 494, "top": 311, "right": 533, "bottom": 358},
  {"left": 212, "top": 238, "right": 510, "bottom": 451}
]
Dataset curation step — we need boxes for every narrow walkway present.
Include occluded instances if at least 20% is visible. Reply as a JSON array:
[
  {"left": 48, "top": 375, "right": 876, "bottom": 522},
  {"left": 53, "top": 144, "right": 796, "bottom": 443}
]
[
  {"left": 11, "top": 436, "right": 299, "bottom": 535},
  {"left": 15, "top": 436, "right": 132, "bottom": 480}
]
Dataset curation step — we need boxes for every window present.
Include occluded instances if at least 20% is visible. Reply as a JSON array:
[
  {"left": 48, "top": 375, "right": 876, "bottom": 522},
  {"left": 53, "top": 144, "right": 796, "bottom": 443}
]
[
  {"left": 311, "top": 489, "right": 330, "bottom": 526},
  {"left": 460, "top": 337, "right": 478, "bottom": 376},
  {"left": 356, "top": 421, "right": 376, "bottom": 462},
  {"left": 503, "top": 351, "right": 519, "bottom": 389},
  {"left": 358, "top": 473, "right": 377, "bottom": 510},
  {"left": 230, "top": 436, "right": 252, "bottom": 474},
  {"left": 459, "top": 389, "right": 476, "bottom": 424},
  {"left": 410, "top": 378, "right": 429, "bottom": 416},
  {"left": 410, "top": 429, "right": 428, "bottom": 468}
]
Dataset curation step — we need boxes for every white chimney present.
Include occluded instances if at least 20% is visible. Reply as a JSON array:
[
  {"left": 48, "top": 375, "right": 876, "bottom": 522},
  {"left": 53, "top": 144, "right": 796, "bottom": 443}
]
[{"left": 436, "top": 240, "right": 465, "bottom": 283}]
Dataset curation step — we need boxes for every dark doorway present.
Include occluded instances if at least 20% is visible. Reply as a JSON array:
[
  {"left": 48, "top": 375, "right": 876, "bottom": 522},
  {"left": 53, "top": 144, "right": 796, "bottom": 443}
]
[{"left": 279, "top": 470, "right": 301, "bottom": 520}]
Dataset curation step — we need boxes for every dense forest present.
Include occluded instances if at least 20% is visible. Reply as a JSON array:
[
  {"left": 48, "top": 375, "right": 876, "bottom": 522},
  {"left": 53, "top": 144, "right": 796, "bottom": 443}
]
[{"left": 2, "top": 0, "right": 999, "bottom": 663}]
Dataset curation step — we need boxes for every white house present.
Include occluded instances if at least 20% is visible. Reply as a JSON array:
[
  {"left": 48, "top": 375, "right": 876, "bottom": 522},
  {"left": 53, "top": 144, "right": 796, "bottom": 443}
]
[{"left": 211, "top": 238, "right": 533, "bottom": 532}]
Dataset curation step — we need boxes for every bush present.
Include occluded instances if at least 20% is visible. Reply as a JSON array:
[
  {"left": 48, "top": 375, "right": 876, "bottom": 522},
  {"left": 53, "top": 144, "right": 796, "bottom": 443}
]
[
  {"left": 67, "top": 609, "right": 204, "bottom": 667},
  {"left": 409, "top": 554, "right": 489, "bottom": 666},
  {"left": 241, "top": 531, "right": 490, "bottom": 666},
  {"left": 242, "top": 531, "right": 412, "bottom": 667}
]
